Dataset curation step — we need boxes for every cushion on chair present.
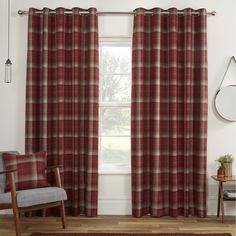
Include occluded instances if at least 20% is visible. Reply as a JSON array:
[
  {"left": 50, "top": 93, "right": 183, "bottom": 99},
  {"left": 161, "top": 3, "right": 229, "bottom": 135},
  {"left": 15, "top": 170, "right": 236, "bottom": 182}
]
[
  {"left": 0, "top": 151, "right": 19, "bottom": 193},
  {"left": 2, "top": 151, "right": 50, "bottom": 191},
  {"left": 0, "top": 187, "right": 67, "bottom": 207}
]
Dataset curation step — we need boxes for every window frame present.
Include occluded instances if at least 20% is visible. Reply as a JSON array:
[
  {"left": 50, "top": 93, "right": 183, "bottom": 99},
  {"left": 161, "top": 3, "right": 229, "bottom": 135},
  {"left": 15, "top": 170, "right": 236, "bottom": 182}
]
[{"left": 99, "top": 37, "right": 132, "bottom": 174}]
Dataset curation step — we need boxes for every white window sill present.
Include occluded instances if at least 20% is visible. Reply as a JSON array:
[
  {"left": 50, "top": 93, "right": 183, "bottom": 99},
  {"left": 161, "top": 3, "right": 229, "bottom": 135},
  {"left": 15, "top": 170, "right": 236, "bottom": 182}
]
[{"left": 99, "top": 170, "right": 131, "bottom": 175}]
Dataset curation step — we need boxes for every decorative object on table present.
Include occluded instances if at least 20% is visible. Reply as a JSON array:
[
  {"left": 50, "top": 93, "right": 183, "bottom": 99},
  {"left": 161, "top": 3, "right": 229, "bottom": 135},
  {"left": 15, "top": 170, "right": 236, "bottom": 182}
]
[
  {"left": 217, "top": 166, "right": 225, "bottom": 178},
  {"left": 216, "top": 154, "right": 234, "bottom": 177},
  {"left": 214, "top": 56, "right": 236, "bottom": 122}
]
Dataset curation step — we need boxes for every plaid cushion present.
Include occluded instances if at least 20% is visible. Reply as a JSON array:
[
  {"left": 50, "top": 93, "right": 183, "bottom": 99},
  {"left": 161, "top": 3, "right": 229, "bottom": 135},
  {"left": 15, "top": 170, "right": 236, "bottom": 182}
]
[{"left": 2, "top": 151, "right": 50, "bottom": 192}]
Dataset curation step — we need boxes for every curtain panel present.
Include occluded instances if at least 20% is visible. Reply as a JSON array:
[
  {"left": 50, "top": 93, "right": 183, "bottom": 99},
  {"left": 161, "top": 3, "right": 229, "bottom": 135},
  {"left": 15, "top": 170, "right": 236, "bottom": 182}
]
[
  {"left": 131, "top": 8, "right": 208, "bottom": 217},
  {"left": 25, "top": 7, "right": 99, "bottom": 216}
]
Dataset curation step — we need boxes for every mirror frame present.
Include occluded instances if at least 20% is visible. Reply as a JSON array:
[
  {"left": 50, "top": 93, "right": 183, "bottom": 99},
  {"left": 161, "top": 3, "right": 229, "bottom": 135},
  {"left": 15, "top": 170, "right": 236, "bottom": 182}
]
[{"left": 214, "top": 85, "right": 236, "bottom": 122}]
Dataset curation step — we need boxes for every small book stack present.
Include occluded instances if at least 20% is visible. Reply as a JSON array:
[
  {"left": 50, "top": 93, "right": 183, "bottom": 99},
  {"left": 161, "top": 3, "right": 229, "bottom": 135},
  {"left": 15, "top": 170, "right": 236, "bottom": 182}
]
[{"left": 223, "top": 190, "right": 236, "bottom": 198}]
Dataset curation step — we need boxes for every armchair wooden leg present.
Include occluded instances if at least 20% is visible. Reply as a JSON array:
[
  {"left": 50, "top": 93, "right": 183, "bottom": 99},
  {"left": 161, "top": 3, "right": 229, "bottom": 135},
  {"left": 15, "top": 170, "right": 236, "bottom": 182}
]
[
  {"left": 12, "top": 204, "right": 21, "bottom": 236},
  {"left": 9, "top": 172, "right": 21, "bottom": 236},
  {"left": 60, "top": 201, "right": 67, "bottom": 229}
]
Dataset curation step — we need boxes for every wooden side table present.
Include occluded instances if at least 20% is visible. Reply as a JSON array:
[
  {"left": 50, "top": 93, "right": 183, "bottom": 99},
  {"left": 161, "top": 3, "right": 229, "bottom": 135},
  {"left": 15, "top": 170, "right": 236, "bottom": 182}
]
[{"left": 211, "top": 175, "right": 236, "bottom": 222}]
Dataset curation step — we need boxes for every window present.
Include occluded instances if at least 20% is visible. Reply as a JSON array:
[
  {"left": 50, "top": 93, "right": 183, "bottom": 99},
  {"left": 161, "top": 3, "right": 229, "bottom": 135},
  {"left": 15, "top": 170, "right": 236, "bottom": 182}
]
[{"left": 99, "top": 38, "right": 132, "bottom": 173}]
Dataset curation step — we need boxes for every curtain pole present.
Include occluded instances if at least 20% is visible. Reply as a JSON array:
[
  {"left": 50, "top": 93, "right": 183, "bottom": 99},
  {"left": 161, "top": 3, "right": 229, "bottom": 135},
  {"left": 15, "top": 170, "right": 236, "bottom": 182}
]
[{"left": 18, "top": 10, "right": 216, "bottom": 16}]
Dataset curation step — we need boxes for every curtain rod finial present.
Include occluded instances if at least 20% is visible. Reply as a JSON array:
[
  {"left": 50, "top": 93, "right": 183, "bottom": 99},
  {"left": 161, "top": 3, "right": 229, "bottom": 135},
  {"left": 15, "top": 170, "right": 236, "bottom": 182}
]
[
  {"left": 18, "top": 10, "right": 25, "bottom": 15},
  {"left": 211, "top": 11, "right": 216, "bottom": 16}
]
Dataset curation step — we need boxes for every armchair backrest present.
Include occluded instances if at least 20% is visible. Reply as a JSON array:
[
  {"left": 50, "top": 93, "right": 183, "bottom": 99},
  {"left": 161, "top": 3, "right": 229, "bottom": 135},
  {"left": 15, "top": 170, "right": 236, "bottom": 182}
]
[{"left": 0, "top": 151, "right": 19, "bottom": 193}]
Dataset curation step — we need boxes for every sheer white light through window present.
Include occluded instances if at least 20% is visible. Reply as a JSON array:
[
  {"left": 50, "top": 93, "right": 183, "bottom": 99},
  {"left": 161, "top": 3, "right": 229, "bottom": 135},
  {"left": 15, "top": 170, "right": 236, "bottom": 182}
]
[{"left": 99, "top": 39, "right": 131, "bottom": 173}]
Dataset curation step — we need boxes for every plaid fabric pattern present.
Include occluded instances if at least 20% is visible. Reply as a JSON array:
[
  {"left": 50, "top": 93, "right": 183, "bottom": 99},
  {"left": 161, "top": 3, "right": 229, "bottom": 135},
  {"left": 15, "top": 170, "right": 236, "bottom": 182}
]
[
  {"left": 25, "top": 8, "right": 99, "bottom": 216},
  {"left": 2, "top": 151, "right": 49, "bottom": 191},
  {"left": 131, "top": 8, "right": 208, "bottom": 217}
]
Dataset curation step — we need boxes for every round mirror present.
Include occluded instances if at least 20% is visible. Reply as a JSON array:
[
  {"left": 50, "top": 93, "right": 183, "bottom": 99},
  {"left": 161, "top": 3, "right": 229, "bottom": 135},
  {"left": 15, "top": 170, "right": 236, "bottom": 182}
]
[{"left": 215, "top": 85, "right": 236, "bottom": 121}]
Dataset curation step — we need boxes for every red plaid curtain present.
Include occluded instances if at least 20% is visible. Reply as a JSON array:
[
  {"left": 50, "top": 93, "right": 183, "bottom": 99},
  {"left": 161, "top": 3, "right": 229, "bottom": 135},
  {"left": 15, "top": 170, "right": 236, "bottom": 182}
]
[
  {"left": 25, "top": 8, "right": 99, "bottom": 216},
  {"left": 131, "top": 8, "right": 208, "bottom": 217}
]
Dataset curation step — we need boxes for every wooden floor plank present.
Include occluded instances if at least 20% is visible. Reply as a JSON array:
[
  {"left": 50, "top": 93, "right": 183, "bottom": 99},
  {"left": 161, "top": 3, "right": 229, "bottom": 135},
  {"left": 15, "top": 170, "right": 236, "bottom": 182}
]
[{"left": 0, "top": 215, "right": 235, "bottom": 236}]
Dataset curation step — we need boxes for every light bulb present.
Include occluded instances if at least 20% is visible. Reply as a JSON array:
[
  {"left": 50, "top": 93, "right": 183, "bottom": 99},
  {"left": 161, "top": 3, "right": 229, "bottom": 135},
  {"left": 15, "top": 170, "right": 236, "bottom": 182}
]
[{"left": 5, "top": 59, "right": 12, "bottom": 83}]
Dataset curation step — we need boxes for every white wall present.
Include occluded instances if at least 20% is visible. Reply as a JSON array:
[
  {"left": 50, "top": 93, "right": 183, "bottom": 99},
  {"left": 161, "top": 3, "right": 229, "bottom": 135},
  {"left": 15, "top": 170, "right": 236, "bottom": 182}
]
[{"left": 0, "top": 0, "right": 235, "bottom": 216}]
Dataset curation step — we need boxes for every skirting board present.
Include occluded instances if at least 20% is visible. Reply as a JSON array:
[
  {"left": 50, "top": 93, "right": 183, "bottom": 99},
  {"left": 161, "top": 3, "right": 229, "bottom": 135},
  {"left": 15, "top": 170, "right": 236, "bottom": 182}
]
[
  {"left": 0, "top": 197, "right": 235, "bottom": 216},
  {"left": 98, "top": 195, "right": 236, "bottom": 215}
]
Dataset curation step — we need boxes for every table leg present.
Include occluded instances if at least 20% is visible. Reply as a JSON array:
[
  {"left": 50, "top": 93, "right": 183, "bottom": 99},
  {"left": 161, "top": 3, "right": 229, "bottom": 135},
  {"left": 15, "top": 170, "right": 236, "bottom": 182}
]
[
  {"left": 217, "top": 182, "right": 221, "bottom": 217},
  {"left": 219, "top": 181, "right": 224, "bottom": 223}
]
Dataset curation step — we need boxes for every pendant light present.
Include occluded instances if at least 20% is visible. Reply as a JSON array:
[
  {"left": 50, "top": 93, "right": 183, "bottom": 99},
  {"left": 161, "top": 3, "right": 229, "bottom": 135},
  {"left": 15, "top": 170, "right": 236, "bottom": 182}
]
[{"left": 5, "top": 0, "right": 12, "bottom": 83}]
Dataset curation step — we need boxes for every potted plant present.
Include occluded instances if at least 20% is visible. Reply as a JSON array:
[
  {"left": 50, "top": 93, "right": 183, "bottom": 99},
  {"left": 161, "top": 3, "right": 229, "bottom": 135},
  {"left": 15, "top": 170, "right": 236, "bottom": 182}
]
[{"left": 216, "top": 154, "right": 234, "bottom": 177}]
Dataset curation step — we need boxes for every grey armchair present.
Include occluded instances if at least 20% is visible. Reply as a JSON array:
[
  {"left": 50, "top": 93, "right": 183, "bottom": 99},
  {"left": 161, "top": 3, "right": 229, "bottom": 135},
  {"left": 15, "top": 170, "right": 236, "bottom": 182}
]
[{"left": 0, "top": 151, "right": 67, "bottom": 236}]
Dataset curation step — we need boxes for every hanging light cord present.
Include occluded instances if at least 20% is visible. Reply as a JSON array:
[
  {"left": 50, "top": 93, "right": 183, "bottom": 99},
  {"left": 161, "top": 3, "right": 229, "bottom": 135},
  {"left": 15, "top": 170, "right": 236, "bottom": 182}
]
[{"left": 7, "top": 0, "right": 10, "bottom": 59}]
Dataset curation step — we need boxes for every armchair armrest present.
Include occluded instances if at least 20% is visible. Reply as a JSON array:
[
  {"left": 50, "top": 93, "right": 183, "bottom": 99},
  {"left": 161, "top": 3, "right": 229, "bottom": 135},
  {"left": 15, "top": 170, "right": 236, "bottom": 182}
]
[
  {"left": 0, "top": 169, "right": 17, "bottom": 200},
  {"left": 0, "top": 169, "right": 17, "bottom": 175},
  {"left": 53, "top": 168, "right": 62, "bottom": 188},
  {"left": 45, "top": 165, "right": 63, "bottom": 172},
  {"left": 45, "top": 165, "right": 63, "bottom": 188},
  {"left": 0, "top": 170, "right": 18, "bottom": 202}
]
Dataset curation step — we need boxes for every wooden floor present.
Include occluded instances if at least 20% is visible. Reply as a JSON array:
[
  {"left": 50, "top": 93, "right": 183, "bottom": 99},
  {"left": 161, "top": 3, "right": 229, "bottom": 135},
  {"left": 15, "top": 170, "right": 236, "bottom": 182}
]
[{"left": 0, "top": 215, "right": 235, "bottom": 236}]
